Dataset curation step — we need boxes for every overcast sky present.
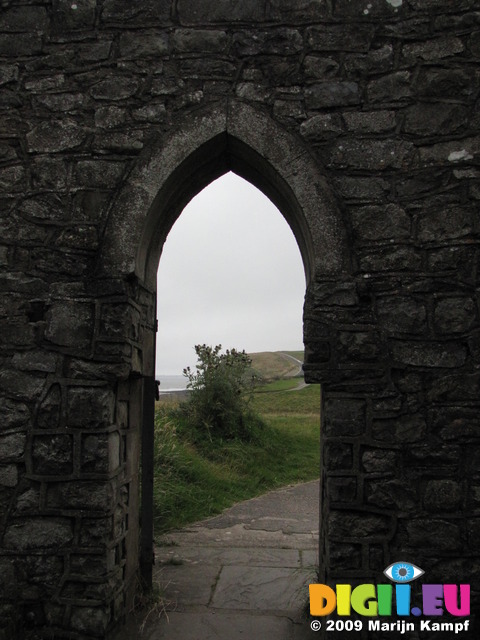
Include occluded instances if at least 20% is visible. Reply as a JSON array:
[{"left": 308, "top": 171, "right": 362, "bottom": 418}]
[{"left": 155, "top": 172, "right": 306, "bottom": 375}]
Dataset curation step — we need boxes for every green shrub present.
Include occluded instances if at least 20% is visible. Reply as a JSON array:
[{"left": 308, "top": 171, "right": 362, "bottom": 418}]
[{"left": 178, "top": 344, "right": 265, "bottom": 442}]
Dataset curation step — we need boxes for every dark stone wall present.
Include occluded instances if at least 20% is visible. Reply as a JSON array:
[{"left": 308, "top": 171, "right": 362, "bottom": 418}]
[{"left": 0, "top": 1, "right": 479, "bottom": 638}]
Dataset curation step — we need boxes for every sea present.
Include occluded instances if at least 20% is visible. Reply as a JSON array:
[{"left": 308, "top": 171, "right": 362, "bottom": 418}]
[{"left": 155, "top": 374, "right": 189, "bottom": 394}]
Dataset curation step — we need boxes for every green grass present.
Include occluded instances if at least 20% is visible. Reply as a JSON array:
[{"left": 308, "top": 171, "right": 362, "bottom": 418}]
[{"left": 152, "top": 384, "right": 321, "bottom": 536}]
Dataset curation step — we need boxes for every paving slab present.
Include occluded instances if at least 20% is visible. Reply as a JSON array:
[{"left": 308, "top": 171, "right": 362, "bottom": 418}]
[{"left": 113, "top": 480, "right": 320, "bottom": 639}]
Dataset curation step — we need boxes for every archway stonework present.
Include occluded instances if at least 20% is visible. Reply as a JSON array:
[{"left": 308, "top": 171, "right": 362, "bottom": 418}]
[{"left": 0, "top": 2, "right": 479, "bottom": 639}]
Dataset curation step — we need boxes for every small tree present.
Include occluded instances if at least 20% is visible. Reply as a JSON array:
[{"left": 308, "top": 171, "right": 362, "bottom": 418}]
[{"left": 181, "top": 344, "right": 261, "bottom": 441}]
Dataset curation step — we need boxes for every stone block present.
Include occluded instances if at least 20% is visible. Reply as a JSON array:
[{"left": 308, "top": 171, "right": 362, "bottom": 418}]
[
  {"left": 4, "top": 518, "right": 73, "bottom": 550},
  {"left": 32, "top": 435, "right": 73, "bottom": 475},
  {"left": 417, "top": 68, "right": 474, "bottom": 98},
  {"left": 70, "top": 606, "right": 110, "bottom": 636},
  {"left": 303, "top": 55, "right": 339, "bottom": 79},
  {"left": 32, "top": 158, "right": 68, "bottom": 190},
  {"left": 101, "top": 0, "right": 171, "bottom": 23},
  {"left": 0, "top": 6, "right": 49, "bottom": 32},
  {"left": 0, "top": 399, "right": 30, "bottom": 431},
  {"left": 90, "top": 77, "right": 139, "bottom": 101},
  {"left": 45, "top": 301, "right": 94, "bottom": 349},
  {"left": 67, "top": 387, "right": 115, "bottom": 429},
  {"left": 343, "top": 110, "right": 396, "bottom": 133},
  {"left": 269, "top": 0, "right": 329, "bottom": 20},
  {"left": 300, "top": 113, "right": 343, "bottom": 140},
  {"left": 424, "top": 480, "right": 462, "bottom": 511},
  {"left": 325, "top": 398, "right": 366, "bottom": 436},
  {"left": 406, "top": 519, "right": 461, "bottom": 551},
  {"left": 403, "top": 103, "right": 468, "bottom": 136},
  {"left": 178, "top": 0, "right": 265, "bottom": 23},
  {"left": 26, "top": 119, "right": 86, "bottom": 154},
  {"left": 99, "top": 303, "right": 140, "bottom": 341},
  {"left": 0, "top": 34, "right": 43, "bottom": 57},
  {"left": 366, "top": 479, "right": 417, "bottom": 510},
  {"left": 338, "top": 331, "right": 381, "bottom": 362},
  {"left": 132, "top": 103, "right": 166, "bottom": 123},
  {"left": 433, "top": 297, "right": 476, "bottom": 334},
  {"left": 334, "top": 0, "right": 407, "bottom": 18},
  {"left": 328, "top": 477, "right": 357, "bottom": 503},
  {"left": 79, "top": 517, "right": 113, "bottom": 547},
  {"left": 377, "top": 296, "right": 427, "bottom": 335},
  {"left": 15, "top": 487, "right": 41, "bottom": 514},
  {"left": 0, "top": 433, "right": 26, "bottom": 463},
  {"left": 173, "top": 29, "right": 229, "bottom": 53},
  {"left": 306, "top": 24, "right": 374, "bottom": 52},
  {"left": 367, "top": 71, "right": 412, "bottom": 103},
  {"left": 362, "top": 449, "right": 398, "bottom": 473},
  {"left": 75, "top": 160, "right": 125, "bottom": 188},
  {"left": 325, "top": 443, "right": 353, "bottom": 470},
  {"left": 12, "top": 350, "right": 57, "bottom": 373},
  {"left": 390, "top": 340, "right": 467, "bottom": 368},
  {"left": 94, "top": 105, "right": 127, "bottom": 129},
  {"left": 52, "top": 0, "right": 96, "bottom": 30},
  {"left": 0, "top": 465, "right": 18, "bottom": 488},
  {"left": 328, "top": 138, "right": 415, "bottom": 170},
  {"left": 119, "top": 30, "right": 169, "bottom": 57},
  {"left": 332, "top": 176, "right": 390, "bottom": 202},
  {"left": 328, "top": 511, "right": 390, "bottom": 539},
  {"left": 403, "top": 37, "right": 464, "bottom": 62},
  {"left": 433, "top": 407, "right": 480, "bottom": 442},
  {"left": 81, "top": 433, "right": 119, "bottom": 473},
  {"left": 329, "top": 543, "right": 362, "bottom": 570},
  {"left": 372, "top": 414, "right": 427, "bottom": 444},
  {"left": 306, "top": 82, "right": 360, "bottom": 108},
  {"left": 47, "top": 481, "right": 113, "bottom": 510},
  {"left": 344, "top": 45, "right": 394, "bottom": 76},
  {"left": 352, "top": 204, "right": 410, "bottom": 242}
]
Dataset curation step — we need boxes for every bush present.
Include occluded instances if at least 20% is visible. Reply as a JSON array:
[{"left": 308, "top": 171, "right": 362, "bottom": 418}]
[{"left": 179, "top": 344, "right": 264, "bottom": 442}]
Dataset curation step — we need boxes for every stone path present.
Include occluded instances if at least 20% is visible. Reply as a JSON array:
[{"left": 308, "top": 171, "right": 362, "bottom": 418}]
[{"left": 117, "top": 480, "right": 319, "bottom": 639}]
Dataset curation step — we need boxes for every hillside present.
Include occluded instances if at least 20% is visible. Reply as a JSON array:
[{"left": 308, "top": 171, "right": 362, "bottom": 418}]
[{"left": 249, "top": 351, "right": 303, "bottom": 381}]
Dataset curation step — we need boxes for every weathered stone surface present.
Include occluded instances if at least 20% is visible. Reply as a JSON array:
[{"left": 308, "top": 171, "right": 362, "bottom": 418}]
[
  {"left": 391, "top": 340, "right": 467, "bottom": 368},
  {"left": 52, "top": 0, "right": 96, "bottom": 31},
  {"left": 362, "top": 449, "right": 398, "bottom": 473},
  {"left": 404, "top": 102, "right": 468, "bottom": 136},
  {"left": 344, "top": 44, "right": 394, "bottom": 76},
  {"left": 306, "top": 25, "right": 374, "bottom": 52},
  {"left": 26, "top": 119, "right": 86, "bottom": 153},
  {"left": 90, "top": 76, "right": 139, "bottom": 101},
  {"left": 343, "top": 110, "right": 396, "bottom": 133},
  {"left": 325, "top": 398, "right": 365, "bottom": 436},
  {"left": 300, "top": 113, "right": 343, "bottom": 140},
  {"left": 329, "top": 511, "right": 391, "bottom": 539},
  {"left": 352, "top": 204, "right": 410, "bottom": 242},
  {"left": 367, "top": 71, "right": 412, "bottom": 103},
  {"left": 328, "top": 138, "right": 415, "bottom": 170},
  {"left": 67, "top": 387, "right": 115, "bottom": 429},
  {"left": 4, "top": 518, "right": 73, "bottom": 550},
  {"left": 406, "top": 519, "right": 461, "bottom": 551},
  {"left": 47, "top": 481, "right": 113, "bottom": 510},
  {"left": 377, "top": 296, "right": 427, "bottom": 334},
  {"left": 372, "top": 414, "right": 427, "bottom": 444},
  {"left": 2, "top": 4, "right": 480, "bottom": 638},
  {"left": 101, "top": 0, "right": 171, "bottom": 23},
  {"left": 45, "top": 302, "right": 94, "bottom": 349},
  {"left": 434, "top": 297, "right": 477, "bottom": 334},
  {"left": 306, "top": 81, "right": 360, "bottom": 108},
  {"left": 119, "top": 30, "right": 169, "bottom": 57},
  {"left": 177, "top": 0, "right": 265, "bottom": 23},
  {"left": 32, "top": 435, "right": 73, "bottom": 475},
  {"left": 424, "top": 480, "right": 462, "bottom": 511},
  {"left": 0, "top": 433, "right": 26, "bottom": 463}
]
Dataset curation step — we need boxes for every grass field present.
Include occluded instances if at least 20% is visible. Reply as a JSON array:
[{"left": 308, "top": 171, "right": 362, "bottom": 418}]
[{"left": 152, "top": 383, "right": 321, "bottom": 536}]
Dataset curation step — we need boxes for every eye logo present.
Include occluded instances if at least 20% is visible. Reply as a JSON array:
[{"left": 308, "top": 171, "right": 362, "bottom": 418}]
[{"left": 383, "top": 561, "right": 424, "bottom": 583}]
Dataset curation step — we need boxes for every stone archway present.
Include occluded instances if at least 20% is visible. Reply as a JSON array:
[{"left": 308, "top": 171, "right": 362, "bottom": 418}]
[{"left": 95, "top": 98, "right": 352, "bottom": 620}]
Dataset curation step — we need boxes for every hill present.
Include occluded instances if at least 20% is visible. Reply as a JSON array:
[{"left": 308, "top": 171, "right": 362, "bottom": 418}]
[{"left": 249, "top": 351, "right": 303, "bottom": 381}]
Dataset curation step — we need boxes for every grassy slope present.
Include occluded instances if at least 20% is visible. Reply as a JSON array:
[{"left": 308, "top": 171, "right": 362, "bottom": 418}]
[
  {"left": 153, "top": 383, "right": 320, "bottom": 536},
  {"left": 249, "top": 350, "right": 303, "bottom": 380}
]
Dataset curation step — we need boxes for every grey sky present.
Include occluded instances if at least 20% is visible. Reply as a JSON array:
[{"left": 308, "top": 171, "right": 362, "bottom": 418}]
[{"left": 155, "top": 172, "right": 306, "bottom": 375}]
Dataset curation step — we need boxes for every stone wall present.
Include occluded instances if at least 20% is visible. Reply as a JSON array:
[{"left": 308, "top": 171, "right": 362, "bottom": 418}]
[{"left": 0, "top": 0, "right": 479, "bottom": 638}]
